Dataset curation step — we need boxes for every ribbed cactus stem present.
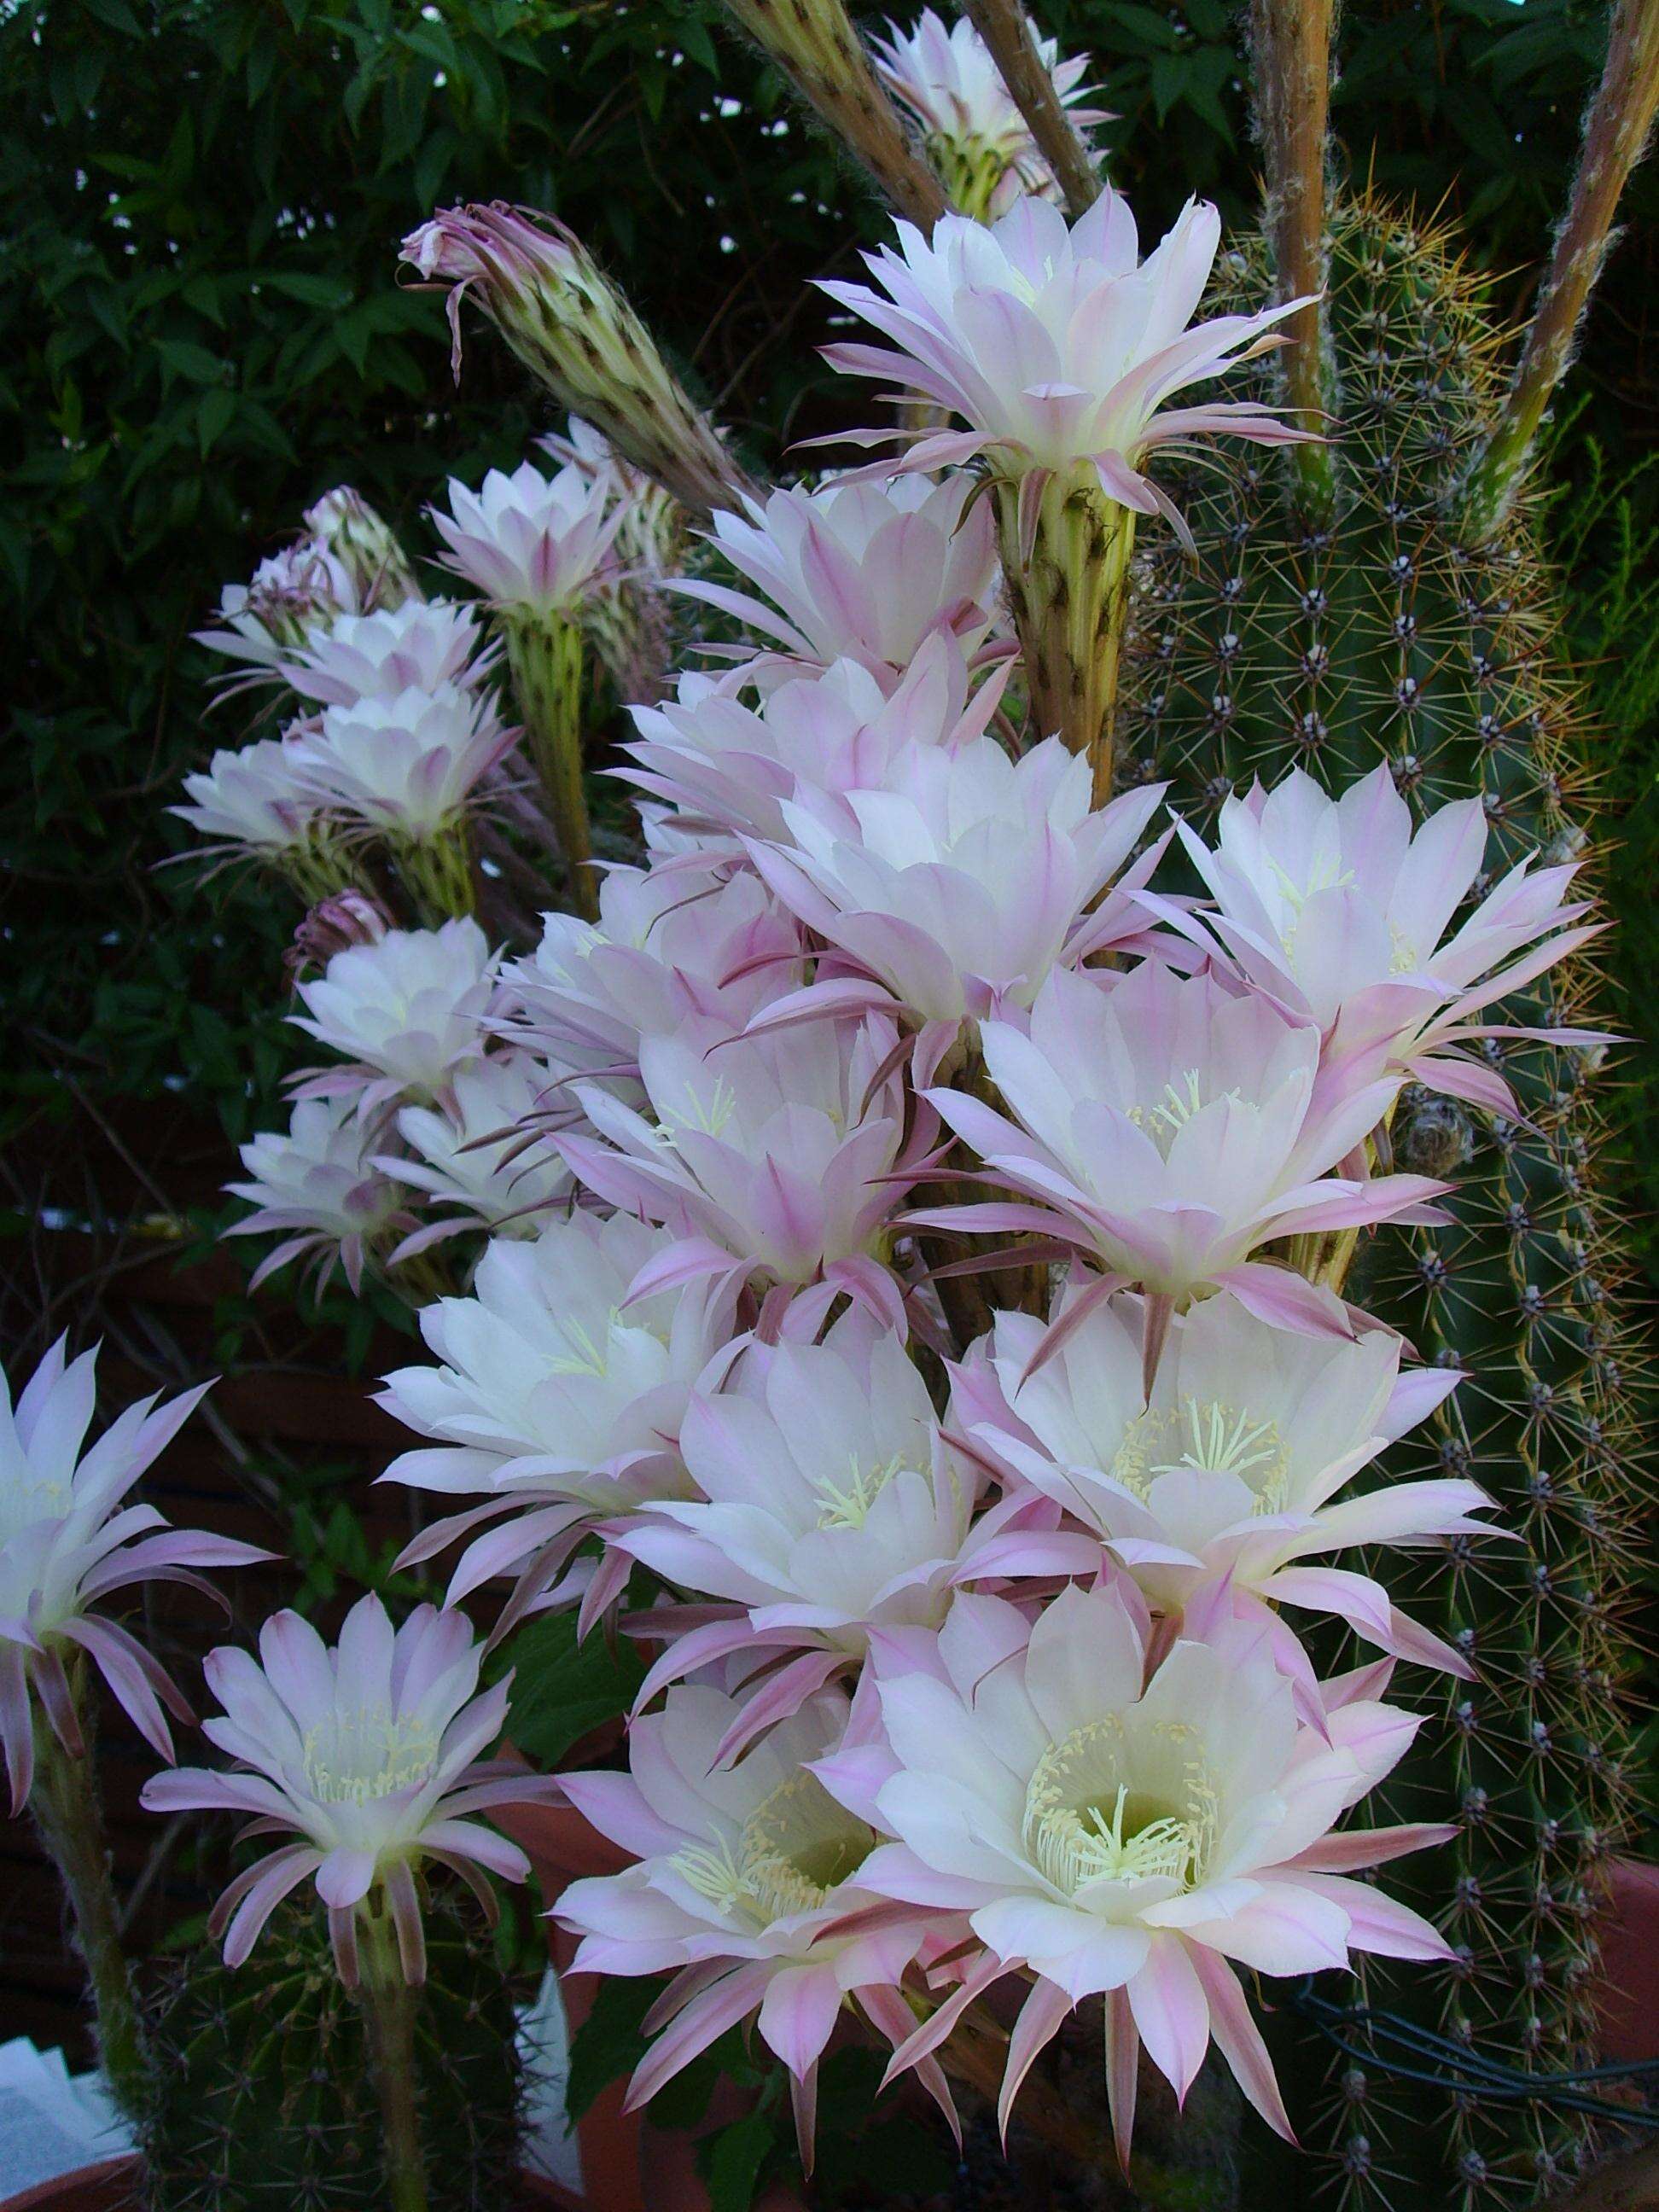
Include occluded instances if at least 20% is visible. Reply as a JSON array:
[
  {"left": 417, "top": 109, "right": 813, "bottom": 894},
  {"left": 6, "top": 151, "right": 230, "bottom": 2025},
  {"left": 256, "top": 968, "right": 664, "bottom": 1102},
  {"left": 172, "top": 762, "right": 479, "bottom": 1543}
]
[
  {"left": 719, "top": 0, "right": 950, "bottom": 227},
  {"left": 28, "top": 1686, "right": 148, "bottom": 2124},
  {"left": 994, "top": 469, "right": 1135, "bottom": 803},
  {"left": 356, "top": 1901, "right": 429, "bottom": 2212},
  {"left": 952, "top": 0, "right": 1101, "bottom": 215},
  {"left": 1249, "top": 0, "right": 1339, "bottom": 515},
  {"left": 503, "top": 610, "right": 597, "bottom": 921},
  {"left": 1463, "top": 0, "right": 1659, "bottom": 540}
]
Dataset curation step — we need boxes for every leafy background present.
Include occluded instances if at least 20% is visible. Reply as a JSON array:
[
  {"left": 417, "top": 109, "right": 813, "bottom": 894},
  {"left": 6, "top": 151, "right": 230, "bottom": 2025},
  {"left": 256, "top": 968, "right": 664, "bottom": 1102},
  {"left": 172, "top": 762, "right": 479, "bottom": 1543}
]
[{"left": 1, "top": 0, "right": 1655, "bottom": 2199}]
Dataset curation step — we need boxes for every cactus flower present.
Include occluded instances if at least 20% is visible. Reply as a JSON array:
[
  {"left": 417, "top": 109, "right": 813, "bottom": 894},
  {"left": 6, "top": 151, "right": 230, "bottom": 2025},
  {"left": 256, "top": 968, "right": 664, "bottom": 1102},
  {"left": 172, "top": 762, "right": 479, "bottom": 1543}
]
[
  {"left": 840, "top": 1584, "right": 1451, "bottom": 2156},
  {"left": 142, "top": 1596, "right": 556, "bottom": 1982},
  {"left": 288, "top": 683, "right": 519, "bottom": 843},
  {"left": 224, "top": 1097, "right": 416, "bottom": 1294},
  {"left": 280, "top": 598, "right": 495, "bottom": 707},
  {"left": 0, "top": 1339, "right": 269, "bottom": 1814},
  {"left": 673, "top": 474, "right": 1002, "bottom": 688},
  {"left": 430, "top": 460, "right": 625, "bottom": 617},
  {"left": 378, "top": 1054, "right": 573, "bottom": 1250},
  {"left": 971, "top": 1286, "right": 1490, "bottom": 1681},
  {"left": 913, "top": 962, "right": 1452, "bottom": 1346},
  {"left": 871, "top": 9, "right": 1105, "bottom": 220},
  {"left": 556, "top": 1676, "right": 936, "bottom": 2157},
  {"left": 288, "top": 917, "right": 499, "bottom": 1114},
  {"left": 1151, "top": 765, "right": 1603, "bottom": 1111}
]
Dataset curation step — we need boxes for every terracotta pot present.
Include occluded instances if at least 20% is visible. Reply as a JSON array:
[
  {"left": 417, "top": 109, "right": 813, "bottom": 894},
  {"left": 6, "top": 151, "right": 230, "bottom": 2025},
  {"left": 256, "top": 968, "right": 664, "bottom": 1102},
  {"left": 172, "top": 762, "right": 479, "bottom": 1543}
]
[
  {"left": 496, "top": 1802, "right": 806, "bottom": 2212},
  {"left": 0, "top": 2161, "right": 585, "bottom": 2212},
  {"left": 1595, "top": 1856, "right": 1659, "bottom": 2065}
]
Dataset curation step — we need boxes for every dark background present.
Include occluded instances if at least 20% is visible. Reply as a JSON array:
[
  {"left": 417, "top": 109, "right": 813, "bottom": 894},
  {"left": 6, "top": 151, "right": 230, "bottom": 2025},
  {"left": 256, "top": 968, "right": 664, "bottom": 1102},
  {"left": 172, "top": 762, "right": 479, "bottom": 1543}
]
[{"left": 2, "top": 0, "right": 1655, "bottom": 2067}]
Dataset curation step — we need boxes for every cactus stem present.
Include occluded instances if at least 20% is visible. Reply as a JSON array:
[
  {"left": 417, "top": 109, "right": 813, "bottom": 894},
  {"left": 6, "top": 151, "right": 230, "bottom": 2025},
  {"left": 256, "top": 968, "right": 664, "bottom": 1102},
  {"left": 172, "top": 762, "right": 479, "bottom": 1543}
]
[
  {"left": 994, "top": 469, "right": 1136, "bottom": 802},
  {"left": 1248, "top": 0, "right": 1340, "bottom": 516},
  {"left": 718, "top": 0, "right": 950, "bottom": 228},
  {"left": 356, "top": 1900, "right": 430, "bottom": 2212},
  {"left": 951, "top": 0, "right": 1101, "bottom": 216},
  {"left": 28, "top": 1677, "right": 148, "bottom": 2124},
  {"left": 1462, "top": 0, "right": 1659, "bottom": 541},
  {"left": 503, "top": 610, "right": 598, "bottom": 921}
]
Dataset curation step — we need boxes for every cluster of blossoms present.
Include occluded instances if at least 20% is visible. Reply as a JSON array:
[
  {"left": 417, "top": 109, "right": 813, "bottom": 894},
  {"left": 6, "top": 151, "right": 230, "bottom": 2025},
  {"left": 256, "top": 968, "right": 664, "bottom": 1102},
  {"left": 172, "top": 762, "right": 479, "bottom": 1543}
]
[{"left": 158, "top": 37, "right": 1599, "bottom": 2180}]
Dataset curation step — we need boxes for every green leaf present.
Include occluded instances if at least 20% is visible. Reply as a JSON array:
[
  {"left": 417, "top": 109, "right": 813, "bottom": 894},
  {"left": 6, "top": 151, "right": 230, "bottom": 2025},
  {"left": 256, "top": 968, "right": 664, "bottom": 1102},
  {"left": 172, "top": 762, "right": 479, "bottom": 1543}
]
[
  {"left": 564, "top": 1976, "right": 654, "bottom": 2125},
  {"left": 154, "top": 336, "right": 226, "bottom": 384},
  {"left": 195, "top": 385, "right": 237, "bottom": 453},
  {"left": 492, "top": 1606, "right": 643, "bottom": 1767},
  {"left": 699, "top": 2109, "right": 780, "bottom": 2212}
]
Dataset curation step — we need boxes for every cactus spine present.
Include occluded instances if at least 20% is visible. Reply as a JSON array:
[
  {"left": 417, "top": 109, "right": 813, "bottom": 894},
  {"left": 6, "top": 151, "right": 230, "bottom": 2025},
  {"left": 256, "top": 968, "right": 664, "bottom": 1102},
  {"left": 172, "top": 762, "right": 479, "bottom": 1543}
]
[
  {"left": 1117, "top": 196, "right": 1642, "bottom": 2208},
  {"left": 143, "top": 1893, "right": 526, "bottom": 2211}
]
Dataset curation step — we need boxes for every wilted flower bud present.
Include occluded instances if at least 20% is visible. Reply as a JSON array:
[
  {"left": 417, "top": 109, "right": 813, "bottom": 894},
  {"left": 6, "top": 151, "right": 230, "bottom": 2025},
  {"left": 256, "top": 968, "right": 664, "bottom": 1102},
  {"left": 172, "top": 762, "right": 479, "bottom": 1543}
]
[
  {"left": 401, "top": 204, "right": 751, "bottom": 524},
  {"left": 301, "top": 486, "right": 422, "bottom": 613},
  {"left": 288, "top": 888, "right": 395, "bottom": 981}
]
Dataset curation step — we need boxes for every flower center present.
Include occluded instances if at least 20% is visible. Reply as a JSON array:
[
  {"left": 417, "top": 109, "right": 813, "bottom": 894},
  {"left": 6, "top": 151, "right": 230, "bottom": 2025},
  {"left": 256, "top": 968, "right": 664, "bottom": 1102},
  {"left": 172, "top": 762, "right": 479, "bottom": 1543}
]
[
  {"left": 672, "top": 1772, "right": 873, "bottom": 1928},
  {"left": 659, "top": 1074, "right": 739, "bottom": 1143},
  {"left": 1022, "top": 1718, "right": 1214, "bottom": 1898},
  {"left": 812, "top": 1452, "right": 911, "bottom": 1532},
  {"left": 1112, "top": 1397, "right": 1292, "bottom": 1516},
  {"left": 301, "top": 1706, "right": 441, "bottom": 1805},
  {"left": 1126, "top": 1070, "right": 1237, "bottom": 1156},
  {"left": 544, "top": 1310, "right": 622, "bottom": 1379},
  {"left": 0, "top": 1472, "right": 69, "bottom": 1544}
]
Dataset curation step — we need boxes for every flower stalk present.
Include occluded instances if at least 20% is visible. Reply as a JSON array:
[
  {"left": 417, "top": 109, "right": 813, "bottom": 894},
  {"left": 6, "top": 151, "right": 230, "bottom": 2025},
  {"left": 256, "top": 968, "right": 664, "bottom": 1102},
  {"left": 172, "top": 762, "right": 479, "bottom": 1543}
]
[
  {"left": 355, "top": 1897, "right": 429, "bottom": 2212},
  {"left": 28, "top": 1675, "right": 148, "bottom": 2124},
  {"left": 951, "top": 0, "right": 1100, "bottom": 217},
  {"left": 1462, "top": 0, "right": 1659, "bottom": 540},
  {"left": 503, "top": 611, "right": 597, "bottom": 920},
  {"left": 719, "top": 0, "right": 950, "bottom": 228},
  {"left": 1248, "top": 0, "right": 1338, "bottom": 515},
  {"left": 393, "top": 825, "right": 477, "bottom": 924},
  {"left": 994, "top": 470, "right": 1135, "bottom": 802}
]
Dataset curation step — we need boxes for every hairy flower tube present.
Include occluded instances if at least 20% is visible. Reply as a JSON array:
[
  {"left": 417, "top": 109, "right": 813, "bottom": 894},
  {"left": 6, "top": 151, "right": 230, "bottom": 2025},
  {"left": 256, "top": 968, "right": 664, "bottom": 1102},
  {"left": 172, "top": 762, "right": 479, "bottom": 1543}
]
[{"left": 143, "top": 1595, "right": 557, "bottom": 1982}]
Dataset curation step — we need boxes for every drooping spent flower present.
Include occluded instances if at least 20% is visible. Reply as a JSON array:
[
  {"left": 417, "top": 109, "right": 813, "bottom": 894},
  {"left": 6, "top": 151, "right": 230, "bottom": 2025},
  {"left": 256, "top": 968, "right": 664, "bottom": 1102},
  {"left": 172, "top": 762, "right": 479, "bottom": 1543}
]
[
  {"left": 288, "top": 917, "right": 499, "bottom": 1114},
  {"left": 376, "top": 1210, "right": 739, "bottom": 1630},
  {"left": 142, "top": 1595, "right": 557, "bottom": 1982},
  {"left": 0, "top": 1338, "right": 269, "bottom": 1813},
  {"left": 822, "top": 190, "right": 1313, "bottom": 783},
  {"left": 195, "top": 539, "right": 359, "bottom": 674},
  {"left": 402, "top": 205, "right": 752, "bottom": 523},
  {"left": 972, "top": 1285, "right": 1489, "bottom": 1680},
  {"left": 673, "top": 474, "right": 1001, "bottom": 690},
  {"left": 871, "top": 9, "right": 1106, "bottom": 220},
  {"left": 224, "top": 1097, "right": 415, "bottom": 1295},
  {"left": 842, "top": 1585, "right": 1451, "bottom": 2157}
]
